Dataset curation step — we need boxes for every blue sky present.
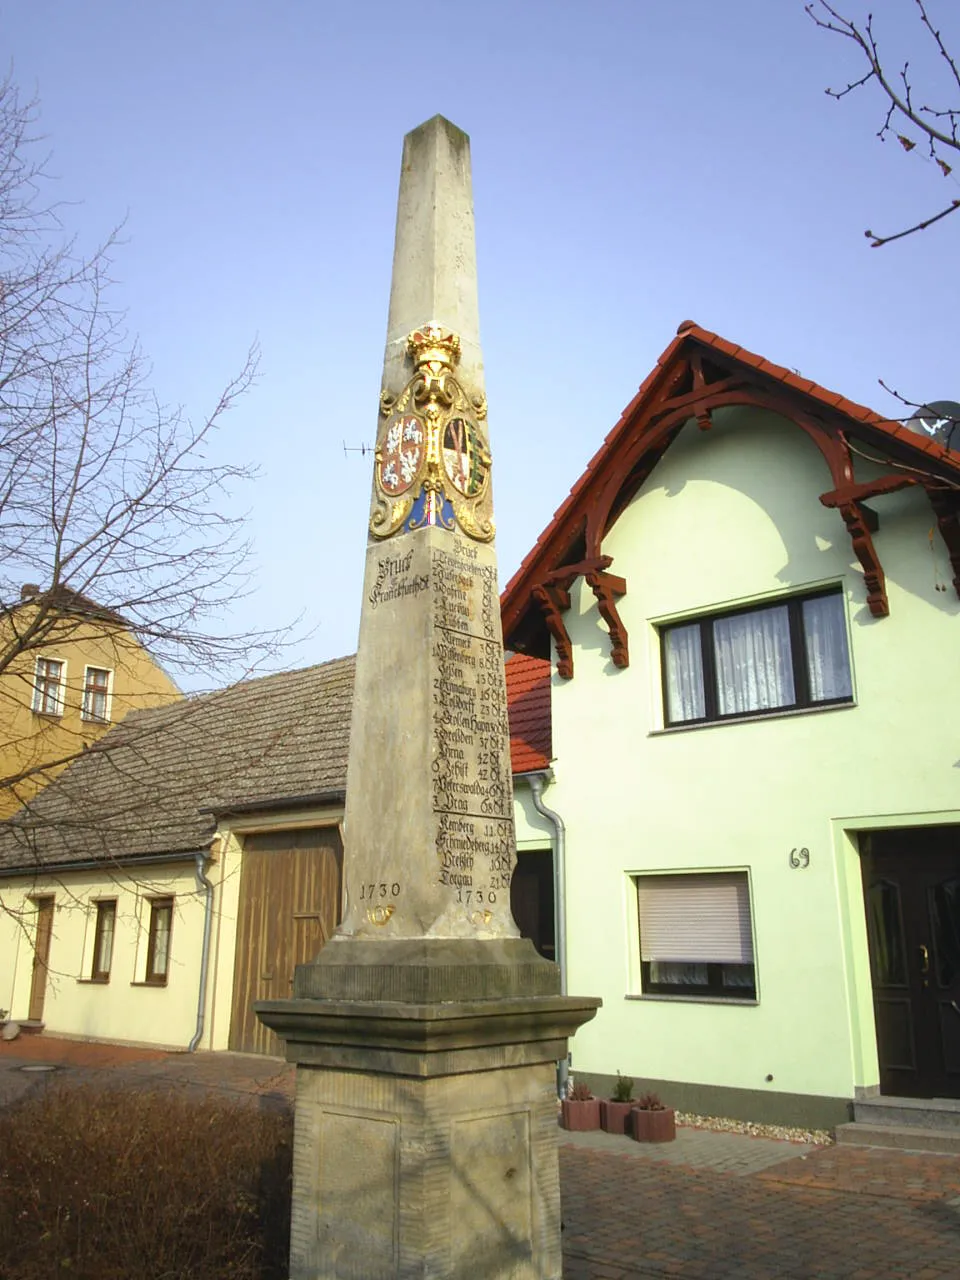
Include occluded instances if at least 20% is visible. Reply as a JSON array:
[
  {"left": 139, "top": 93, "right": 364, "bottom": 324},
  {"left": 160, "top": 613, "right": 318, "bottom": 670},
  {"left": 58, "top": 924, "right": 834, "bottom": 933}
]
[{"left": 4, "top": 1, "right": 958, "bottom": 683}]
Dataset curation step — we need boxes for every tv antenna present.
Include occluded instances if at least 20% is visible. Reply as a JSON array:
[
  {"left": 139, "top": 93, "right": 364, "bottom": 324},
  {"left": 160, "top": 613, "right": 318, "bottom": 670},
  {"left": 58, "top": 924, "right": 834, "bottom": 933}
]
[{"left": 343, "top": 441, "right": 374, "bottom": 459}]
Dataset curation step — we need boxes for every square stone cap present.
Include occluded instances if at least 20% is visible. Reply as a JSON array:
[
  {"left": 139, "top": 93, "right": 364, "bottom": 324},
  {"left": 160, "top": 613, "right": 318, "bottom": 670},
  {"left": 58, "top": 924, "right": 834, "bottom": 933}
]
[
  {"left": 255, "top": 991, "right": 601, "bottom": 1058},
  {"left": 294, "top": 936, "right": 563, "bottom": 1003}
]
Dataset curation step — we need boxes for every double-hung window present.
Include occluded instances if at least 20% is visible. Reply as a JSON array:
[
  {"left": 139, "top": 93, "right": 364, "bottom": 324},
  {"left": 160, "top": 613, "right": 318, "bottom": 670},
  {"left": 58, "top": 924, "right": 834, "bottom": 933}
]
[
  {"left": 637, "top": 872, "right": 756, "bottom": 1000},
  {"left": 661, "top": 588, "right": 852, "bottom": 726},
  {"left": 145, "top": 897, "right": 174, "bottom": 985},
  {"left": 91, "top": 900, "right": 117, "bottom": 981},
  {"left": 32, "top": 657, "right": 66, "bottom": 716},
  {"left": 82, "top": 666, "right": 112, "bottom": 722}
]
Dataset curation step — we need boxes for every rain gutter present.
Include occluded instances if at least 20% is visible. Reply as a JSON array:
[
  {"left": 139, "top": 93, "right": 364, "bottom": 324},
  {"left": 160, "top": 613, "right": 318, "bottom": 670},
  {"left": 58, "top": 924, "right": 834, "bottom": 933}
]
[
  {"left": 188, "top": 850, "right": 215, "bottom": 1053},
  {"left": 522, "top": 770, "right": 569, "bottom": 1098}
]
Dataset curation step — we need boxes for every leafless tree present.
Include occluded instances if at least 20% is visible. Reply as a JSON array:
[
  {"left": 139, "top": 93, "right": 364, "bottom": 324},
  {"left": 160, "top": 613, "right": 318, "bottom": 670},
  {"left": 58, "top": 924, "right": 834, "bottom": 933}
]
[
  {"left": 807, "top": 0, "right": 960, "bottom": 245},
  {"left": 0, "top": 73, "right": 284, "bottom": 814}
]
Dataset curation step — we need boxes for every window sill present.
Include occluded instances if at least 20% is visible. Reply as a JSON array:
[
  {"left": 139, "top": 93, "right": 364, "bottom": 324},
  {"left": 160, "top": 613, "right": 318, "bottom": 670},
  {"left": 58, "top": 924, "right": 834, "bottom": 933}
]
[
  {"left": 80, "top": 715, "right": 110, "bottom": 725},
  {"left": 32, "top": 710, "right": 63, "bottom": 721},
  {"left": 649, "top": 699, "right": 855, "bottom": 737},
  {"left": 76, "top": 977, "right": 110, "bottom": 985},
  {"left": 130, "top": 979, "right": 168, "bottom": 988},
  {"left": 625, "top": 993, "right": 758, "bottom": 1007}
]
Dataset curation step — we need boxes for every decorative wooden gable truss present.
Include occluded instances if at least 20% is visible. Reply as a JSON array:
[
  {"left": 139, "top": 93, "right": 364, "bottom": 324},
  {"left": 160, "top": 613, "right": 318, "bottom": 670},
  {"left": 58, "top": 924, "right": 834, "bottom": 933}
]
[{"left": 501, "top": 320, "right": 960, "bottom": 677}]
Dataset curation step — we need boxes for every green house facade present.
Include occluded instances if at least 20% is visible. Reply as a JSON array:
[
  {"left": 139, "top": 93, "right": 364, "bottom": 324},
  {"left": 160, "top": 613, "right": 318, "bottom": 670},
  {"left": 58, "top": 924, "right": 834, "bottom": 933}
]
[{"left": 504, "top": 322, "right": 960, "bottom": 1128}]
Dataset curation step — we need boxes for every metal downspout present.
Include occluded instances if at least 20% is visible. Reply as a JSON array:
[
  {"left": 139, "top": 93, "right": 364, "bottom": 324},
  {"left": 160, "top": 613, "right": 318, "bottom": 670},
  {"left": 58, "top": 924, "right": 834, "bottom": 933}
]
[
  {"left": 188, "top": 851, "right": 214, "bottom": 1053},
  {"left": 527, "top": 772, "right": 569, "bottom": 1098}
]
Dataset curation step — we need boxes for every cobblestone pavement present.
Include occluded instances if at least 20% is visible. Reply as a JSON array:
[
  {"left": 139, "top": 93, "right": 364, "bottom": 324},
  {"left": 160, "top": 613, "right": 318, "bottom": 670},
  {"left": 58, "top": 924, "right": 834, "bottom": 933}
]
[
  {"left": 6, "top": 1038, "right": 960, "bottom": 1277},
  {"left": 560, "top": 1138, "right": 960, "bottom": 1278}
]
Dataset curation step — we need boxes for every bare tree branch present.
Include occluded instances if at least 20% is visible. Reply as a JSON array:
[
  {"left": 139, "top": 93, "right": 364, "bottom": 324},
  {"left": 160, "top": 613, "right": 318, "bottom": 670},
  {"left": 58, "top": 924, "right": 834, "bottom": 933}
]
[
  {"left": 0, "top": 71, "right": 298, "bottom": 862},
  {"left": 807, "top": 0, "right": 960, "bottom": 245}
]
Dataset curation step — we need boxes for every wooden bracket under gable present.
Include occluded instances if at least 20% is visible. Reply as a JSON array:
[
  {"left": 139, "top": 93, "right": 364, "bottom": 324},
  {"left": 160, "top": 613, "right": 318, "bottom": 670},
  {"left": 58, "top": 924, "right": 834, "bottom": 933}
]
[
  {"left": 584, "top": 568, "right": 629, "bottom": 668},
  {"left": 816, "top": 443, "right": 912, "bottom": 618},
  {"left": 925, "top": 487, "right": 960, "bottom": 599},
  {"left": 836, "top": 501, "right": 889, "bottom": 617},
  {"left": 533, "top": 555, "right": 629, "bottom": 677},
  {"left": 532, "top": 582, "right": 574, "bottom": 679},
  {"left": 820, "top": 469, "right": 960, "bottom": 612},
  {"left": 689, "top": 351, "right": 714, "bottom": 432}
]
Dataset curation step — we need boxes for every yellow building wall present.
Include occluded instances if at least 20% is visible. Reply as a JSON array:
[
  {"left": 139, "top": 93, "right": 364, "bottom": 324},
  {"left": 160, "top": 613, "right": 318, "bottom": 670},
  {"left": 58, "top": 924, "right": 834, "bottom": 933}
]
[
  {"left": 544, "top": 408, "right": 960, "bottom": 1106},
  {"left": 0, "top": 608, "right": 181, "bottom": 818}
]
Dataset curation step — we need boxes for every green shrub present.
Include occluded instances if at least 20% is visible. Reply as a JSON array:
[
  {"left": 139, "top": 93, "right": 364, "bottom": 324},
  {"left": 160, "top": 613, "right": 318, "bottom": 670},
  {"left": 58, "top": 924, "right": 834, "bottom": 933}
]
[
  {"left": 611, "top": 1071, "right": 634, "bottom": 1103},
  {"left": 0, "top": 1084, "right": 292, "bottom": 1279}
]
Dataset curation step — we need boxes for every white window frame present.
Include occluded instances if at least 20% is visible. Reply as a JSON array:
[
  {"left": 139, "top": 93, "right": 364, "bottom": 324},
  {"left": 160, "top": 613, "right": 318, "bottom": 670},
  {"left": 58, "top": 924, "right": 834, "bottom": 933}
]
[
  {"left": 81, "top": 665, "right": 113, "bottom": 723},
  {"left": 32, "top": 656, "right": 67, "bottom": 717},
  {"left": 635, "top": 870, "right": 758, "bottom": 1003}
]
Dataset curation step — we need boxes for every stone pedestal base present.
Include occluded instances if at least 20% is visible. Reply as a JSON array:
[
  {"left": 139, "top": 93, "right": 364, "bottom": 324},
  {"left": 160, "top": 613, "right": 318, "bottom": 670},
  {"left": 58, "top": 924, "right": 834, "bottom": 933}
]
[
  {"left": 257, "top": 945, "right": 599, "bottom": 1280},
  {"left": 287, "top": 1056, "right": 560, "bottom": 1279}
]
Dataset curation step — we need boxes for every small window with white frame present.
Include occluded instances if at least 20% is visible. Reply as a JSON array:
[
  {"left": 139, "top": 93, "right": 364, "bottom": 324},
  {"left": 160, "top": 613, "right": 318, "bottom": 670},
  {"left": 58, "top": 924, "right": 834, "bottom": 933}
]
[
  {"left": 82, "top": 666, "right": 113, "bottom": 722},
  {"left": 32, "top": 656, "right": 66, "bottom": 717},
  {"left": 636, "top": 871, "right": 756, "bottom": 1000}
]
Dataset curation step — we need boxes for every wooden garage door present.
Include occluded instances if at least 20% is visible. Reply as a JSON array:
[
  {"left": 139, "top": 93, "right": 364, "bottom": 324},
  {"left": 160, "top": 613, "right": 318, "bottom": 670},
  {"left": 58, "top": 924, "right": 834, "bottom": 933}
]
[{"left": 229, "top": 826, "right": 343, "bottom": 1055}]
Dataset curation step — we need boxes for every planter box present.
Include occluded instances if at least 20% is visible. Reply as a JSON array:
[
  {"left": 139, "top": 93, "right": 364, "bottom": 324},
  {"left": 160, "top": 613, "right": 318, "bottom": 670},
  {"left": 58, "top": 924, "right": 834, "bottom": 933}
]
[
  {"left": 560, "top": 1098, "right": 601, "bottom": 1131},
  {"left": 599, "top": 1099, "right": 635, "bottom": 1135},
  {"left": 631, "top": 1106, "right": 676, "bottom": 1143}
]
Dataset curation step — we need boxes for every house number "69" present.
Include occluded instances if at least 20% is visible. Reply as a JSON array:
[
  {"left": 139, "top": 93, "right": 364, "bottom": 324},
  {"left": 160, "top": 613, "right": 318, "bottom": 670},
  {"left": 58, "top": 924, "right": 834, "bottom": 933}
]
[{"left": 789, "top": 848, "right": 810, "bottom": 870}]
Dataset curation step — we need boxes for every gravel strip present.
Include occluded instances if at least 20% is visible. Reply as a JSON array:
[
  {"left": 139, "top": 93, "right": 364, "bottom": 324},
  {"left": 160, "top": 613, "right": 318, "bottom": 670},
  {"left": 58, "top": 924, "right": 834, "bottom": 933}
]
[{"left": 675, "top": 1110, "right": 834, "bottom": 1146}]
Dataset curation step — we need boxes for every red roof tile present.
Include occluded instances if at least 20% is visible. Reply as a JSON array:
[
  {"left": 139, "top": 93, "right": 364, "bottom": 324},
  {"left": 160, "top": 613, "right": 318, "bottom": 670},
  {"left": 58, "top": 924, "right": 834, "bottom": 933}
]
[{"left": 506, "top": 654, "right": 552, "bottom": 774}]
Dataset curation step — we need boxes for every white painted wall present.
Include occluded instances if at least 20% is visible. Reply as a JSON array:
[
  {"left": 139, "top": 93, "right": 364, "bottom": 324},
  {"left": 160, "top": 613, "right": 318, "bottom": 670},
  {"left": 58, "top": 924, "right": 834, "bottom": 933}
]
[
  {"left": 0, "top": 805, "right": 344, "bottom": 1054},
  {"left": 0, "top": 861, "right": 207, "bottom": 1050}
]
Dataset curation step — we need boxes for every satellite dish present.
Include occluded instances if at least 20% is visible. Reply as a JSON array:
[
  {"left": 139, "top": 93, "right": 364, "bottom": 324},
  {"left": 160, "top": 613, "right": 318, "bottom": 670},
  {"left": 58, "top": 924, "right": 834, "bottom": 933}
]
[{"left": 905, "top": 399, "right": 960, "bottom": 450}]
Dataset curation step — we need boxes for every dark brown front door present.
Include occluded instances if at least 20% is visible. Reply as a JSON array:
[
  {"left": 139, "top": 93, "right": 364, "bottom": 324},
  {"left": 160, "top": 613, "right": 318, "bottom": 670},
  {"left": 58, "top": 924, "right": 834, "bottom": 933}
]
[
  {"left": 861, "top": 827, "right": 960, "bottom": 1098},
  {"left": 229, "top": 827, "right": 343, "bottom": 1056},
  {"left": 28, "top": 897, "right": 55, "bottom": 1023}
]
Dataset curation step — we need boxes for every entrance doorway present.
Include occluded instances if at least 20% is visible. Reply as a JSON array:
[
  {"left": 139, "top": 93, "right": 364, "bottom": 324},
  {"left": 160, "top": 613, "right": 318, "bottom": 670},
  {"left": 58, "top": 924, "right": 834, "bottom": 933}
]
[
  {"left": 28, "top": 897, "right": 55, "bottom": 1023},
  {"left": 861, "top": 826, "right": 960, "bottom": 1098},
  {"left": 229, "top": 827, "right": 343, "bottom": 1056},
  {"left": 510, "top": 849, "right": 555, "bottom": 961}
]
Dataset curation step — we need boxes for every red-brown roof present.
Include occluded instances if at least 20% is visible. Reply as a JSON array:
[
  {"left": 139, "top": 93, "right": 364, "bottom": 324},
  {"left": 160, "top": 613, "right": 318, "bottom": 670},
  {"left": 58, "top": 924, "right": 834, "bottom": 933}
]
[
  {"left": 505, "top": 653, "right": 552, "bottom": 773},
  {"left": 501, "top": 320, "right": 960, "bottom": 650}
]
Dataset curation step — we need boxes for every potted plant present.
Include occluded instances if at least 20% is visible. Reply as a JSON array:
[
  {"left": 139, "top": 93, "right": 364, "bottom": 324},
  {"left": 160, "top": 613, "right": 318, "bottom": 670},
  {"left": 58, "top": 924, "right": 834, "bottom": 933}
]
[
  {"left": 600, "top": 1072, "right": 635, "bottom": 1135},
  {"left": 631, "top": 1092, "right": 676, "bottom": 1143},
  {"left": 560, "top": 1080, "right": 601, "bottom": 1131}
]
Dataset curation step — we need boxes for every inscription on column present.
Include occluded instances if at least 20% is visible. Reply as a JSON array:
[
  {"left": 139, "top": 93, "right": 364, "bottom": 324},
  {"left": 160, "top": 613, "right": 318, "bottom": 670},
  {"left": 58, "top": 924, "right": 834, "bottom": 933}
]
[
  {"left": 368, "top": 548, "right": 430, "bottom": 609},
  {"left": 431, "top": 535, "right": 515, "bottom": 915}
]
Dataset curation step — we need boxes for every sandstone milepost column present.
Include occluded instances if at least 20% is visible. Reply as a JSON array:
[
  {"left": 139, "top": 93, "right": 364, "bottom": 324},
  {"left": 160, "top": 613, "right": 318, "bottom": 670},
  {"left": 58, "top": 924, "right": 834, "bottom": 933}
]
[{"left": 257, "top": 116, "right": 599, "bottom": 1280}]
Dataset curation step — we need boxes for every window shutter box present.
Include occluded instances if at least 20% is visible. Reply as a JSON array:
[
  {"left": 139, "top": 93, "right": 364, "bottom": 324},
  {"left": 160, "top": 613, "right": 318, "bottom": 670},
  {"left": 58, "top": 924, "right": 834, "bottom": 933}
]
[{"left": 637, "top": 873, "right": 754, "bottom": 965}]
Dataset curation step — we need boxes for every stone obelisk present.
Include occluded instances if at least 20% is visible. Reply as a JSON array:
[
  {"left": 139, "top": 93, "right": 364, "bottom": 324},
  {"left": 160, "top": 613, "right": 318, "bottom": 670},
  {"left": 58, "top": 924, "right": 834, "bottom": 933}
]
[{"left": 257, "top": 116, "right": 599, "bottom": 1280}]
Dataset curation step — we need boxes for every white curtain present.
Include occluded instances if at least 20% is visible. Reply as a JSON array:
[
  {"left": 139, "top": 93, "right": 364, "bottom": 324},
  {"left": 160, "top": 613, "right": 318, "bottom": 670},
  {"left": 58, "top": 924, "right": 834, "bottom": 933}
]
[
  {"left": 714, "top": 606, "right": 794, "bottom": 715},
  {"left": 802, "top": 594, "right": 852, "bottom": 702},
  {"left": 664, "top": 623, "right": 705, "bottom": 722}
]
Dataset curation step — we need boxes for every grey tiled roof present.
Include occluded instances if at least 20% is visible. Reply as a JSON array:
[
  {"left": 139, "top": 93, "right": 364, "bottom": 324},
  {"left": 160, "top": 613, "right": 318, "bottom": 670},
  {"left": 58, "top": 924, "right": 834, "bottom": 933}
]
[{"left": 0, "top": 656, "right": 355, "bottom": 873}]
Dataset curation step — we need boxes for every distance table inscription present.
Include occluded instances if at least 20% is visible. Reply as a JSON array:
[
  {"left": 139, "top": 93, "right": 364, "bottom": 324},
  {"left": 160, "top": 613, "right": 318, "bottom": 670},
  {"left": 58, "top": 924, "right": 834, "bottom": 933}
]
[{"left": 431, "top": 537, "right": 515, "bottom": 913}]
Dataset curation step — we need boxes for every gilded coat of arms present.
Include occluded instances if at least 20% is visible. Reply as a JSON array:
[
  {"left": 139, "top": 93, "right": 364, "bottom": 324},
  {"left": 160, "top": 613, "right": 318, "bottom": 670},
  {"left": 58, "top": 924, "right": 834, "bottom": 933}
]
[{"left": 370, "top": 326, "right": 494, "bottom": 541}]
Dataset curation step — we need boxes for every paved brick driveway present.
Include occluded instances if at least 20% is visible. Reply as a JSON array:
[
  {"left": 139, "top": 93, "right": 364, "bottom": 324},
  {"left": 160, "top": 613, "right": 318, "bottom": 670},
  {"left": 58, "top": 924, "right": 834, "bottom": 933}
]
[
  {"left": 5, "top": 1036, "right": 960, "bottom": 1278},
  {"left": 560, "top": 1139, "right": 960, "bottom": 1279}
]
